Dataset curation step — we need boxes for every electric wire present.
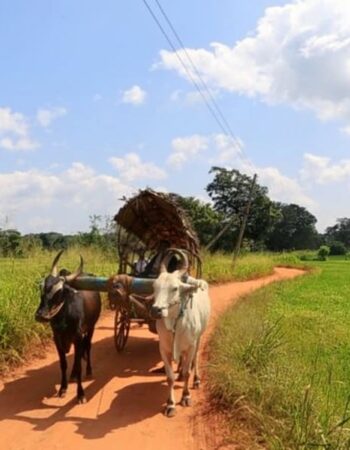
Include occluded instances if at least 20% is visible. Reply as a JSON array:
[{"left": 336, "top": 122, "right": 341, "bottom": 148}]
[
  {"left": 153, "top": 0, "right": 243, "bottom": 155},
  {"left": 141, "top": 0, "right": 243, "bottom": 156}
]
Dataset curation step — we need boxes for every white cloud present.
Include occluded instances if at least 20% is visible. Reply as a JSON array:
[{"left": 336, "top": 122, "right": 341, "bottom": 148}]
[
  {"left": 159, "top": 0, "right": 350, "bottom": 130},
  {"left": 257, "top": 166, "right": 315, "bottom": 208},
  {"left": 121, "top": 85, "right": 147, "bottom": 105},
  {"left": 0, "top": 107, "right": 27, "bottom": 135},
  {"left": 341, "top": 125, "right": 350, "bottom": 136},
  {"left": 0, "top": 162, "right": 133, "bottom": 233},
  {"left": 168, "top": 133, "right": 242, "bottom": 168},
  {"left": 301, "top": 152, "right": 350, "bottom": 184},
  {"left": 36, "top": 106, "right": 67, "bottom": 127},
  {"left": 0, "top": 107, "right": 38, "bottom": 151},
  {"left": 167, "top": 132, "right": 314, "bottom": 208},
  {"left": 0, "top": 137, "right": 37, "bottom": 151},
  {"left": 168, "top": 134, "right": 209, "bottom": 168},
  {"left": 109, "top": 152, "right": 167, "bottom": 182},
  {"left": 212, "top": 133, "right": 244, "bottom": 164}
]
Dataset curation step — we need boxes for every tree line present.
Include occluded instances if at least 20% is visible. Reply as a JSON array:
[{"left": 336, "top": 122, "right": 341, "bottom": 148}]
[{"left": 0, "top": 167, "right": 348, "bottom": 256}]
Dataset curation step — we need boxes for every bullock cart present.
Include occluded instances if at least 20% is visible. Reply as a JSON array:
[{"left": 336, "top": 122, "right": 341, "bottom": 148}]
[{"left": 70, "top": 189, "right": 202, "bottom": 352}]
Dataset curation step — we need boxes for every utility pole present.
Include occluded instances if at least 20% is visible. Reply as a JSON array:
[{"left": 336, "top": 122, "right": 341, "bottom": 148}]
[
  {"left": 205, "top": 215, "right": 237, "bottom": 252},
  {"left": 233, "top": 174, "right": 257, "bottom": 262}
]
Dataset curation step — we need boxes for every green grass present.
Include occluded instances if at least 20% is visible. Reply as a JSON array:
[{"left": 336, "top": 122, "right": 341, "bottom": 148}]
[
  {"left": 202, "top": 252, "right": 276, "bottom": 283},
  {"left": 208, "top": 259, "right": 350, "bottom": 449}
]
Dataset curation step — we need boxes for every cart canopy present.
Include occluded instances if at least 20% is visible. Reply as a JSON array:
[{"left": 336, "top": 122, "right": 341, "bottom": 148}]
[{"left": 114, "top": 189, "right": 201, "bottom": 275}]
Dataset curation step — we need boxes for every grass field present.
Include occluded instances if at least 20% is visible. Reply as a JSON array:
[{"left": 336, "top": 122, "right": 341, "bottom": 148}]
[
  {"left": 0, "top": 248, "right": 297, "bottom": 373},
  {"left": 208, "top": 259, "right": 350, "bottom": 449}
]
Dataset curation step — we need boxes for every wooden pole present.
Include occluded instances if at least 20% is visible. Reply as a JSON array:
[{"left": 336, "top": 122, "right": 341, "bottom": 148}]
[
  {"left": 233, "top": 174, "right": 257, "bottom": 262},
  {"left": 205, "top": 215, "right": 237, "bottom": 251}
]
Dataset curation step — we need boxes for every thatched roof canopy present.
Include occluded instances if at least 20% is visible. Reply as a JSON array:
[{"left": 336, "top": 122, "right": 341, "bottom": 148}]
[{"left": 114, "top": 189, "right": 200, "bottom": 255}]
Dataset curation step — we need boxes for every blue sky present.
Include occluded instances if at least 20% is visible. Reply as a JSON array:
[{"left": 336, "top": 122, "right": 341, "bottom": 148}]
[{"left": 1, "top": 0, "right": 350, "bottom": 233}]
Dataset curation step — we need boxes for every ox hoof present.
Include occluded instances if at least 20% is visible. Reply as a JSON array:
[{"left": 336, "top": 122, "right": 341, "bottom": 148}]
[
  {"left": 77, "top": 395, "right": 87, "bottom": 404},
  {"left": 58, "top": 388, "right": 67, "bottom": 398},
  {"left": 193, "top": 380, "right": 201, "bottom": 389},
  {"left": 180, "top": 396, "right": 192, "bottom": 407},
  {"left": 164, "top": 405, "right": 176, "bottom": 417}
]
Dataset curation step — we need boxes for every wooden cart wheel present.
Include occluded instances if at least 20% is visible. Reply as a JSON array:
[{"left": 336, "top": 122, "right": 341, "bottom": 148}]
[{"left": 114, "top": 306, "right": 130, "bottom": 352}]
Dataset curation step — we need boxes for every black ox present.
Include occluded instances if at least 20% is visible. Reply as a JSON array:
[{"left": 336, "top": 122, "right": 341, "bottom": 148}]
[{"left": 35, "top": 251, "right": 101, "bottom": 403}]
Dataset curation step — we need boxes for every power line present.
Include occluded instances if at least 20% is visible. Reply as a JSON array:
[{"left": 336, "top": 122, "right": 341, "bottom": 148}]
[
  {"left": 141, "top": 0, "right": 243, "bottom": 156},
  {"left": 153, "top": 0, "right": 243, "bottom": 156}
]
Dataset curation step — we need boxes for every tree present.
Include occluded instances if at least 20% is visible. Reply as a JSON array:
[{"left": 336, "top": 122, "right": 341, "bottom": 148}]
[
  {"left": 169, "top": 194, "right": 223, "bottom": 247},
  {"left": 78, "top": 215, "right": 117, "bottom": 257},
  {"left": 206, "top": 167, "right": 279, "bottom": 249},
  {"left": 38, "top": 232, "right": 67, "bottom": 250},
  {"left": 266, "top": 203, "right": 319, "bottom": 251},
  {"left": 0, "top": 229, "right": 22, "bottom": 256},
  {"left": 318, "top": 245, "right": 330, "bottom": 261},
  {"left": 329, "top": 241, "right": 347, "bottom": 255},
  {"left": 325, "top": 218, "right": 350, "bottom": 248}
]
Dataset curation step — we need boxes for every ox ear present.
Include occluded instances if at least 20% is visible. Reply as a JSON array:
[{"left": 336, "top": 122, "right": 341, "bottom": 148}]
[{"left": 181, "top": 283, "right": 198, "bottom": 294}]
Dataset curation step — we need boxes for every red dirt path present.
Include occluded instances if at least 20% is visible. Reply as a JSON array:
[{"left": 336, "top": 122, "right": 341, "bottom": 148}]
[{"left": 0, "top": 267, "right": 304, "bottom": 450}]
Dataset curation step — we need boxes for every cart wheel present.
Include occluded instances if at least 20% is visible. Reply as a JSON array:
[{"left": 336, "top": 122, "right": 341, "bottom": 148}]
[{"left": 114, "top": 307, "right": 130, "bottom": 352}]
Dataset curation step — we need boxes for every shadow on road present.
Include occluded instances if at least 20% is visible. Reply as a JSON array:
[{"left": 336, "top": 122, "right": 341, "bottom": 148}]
[{"left": 0, "top": 327, "right": 167, "bottom": 439}]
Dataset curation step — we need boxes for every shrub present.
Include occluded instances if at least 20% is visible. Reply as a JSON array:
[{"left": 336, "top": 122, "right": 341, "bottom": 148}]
[
  {"left": 317, "top": 245, "right": 330, "bottom": 261},
  {"left": 329, "top": 241, "right": 347, "bottom": 255}
]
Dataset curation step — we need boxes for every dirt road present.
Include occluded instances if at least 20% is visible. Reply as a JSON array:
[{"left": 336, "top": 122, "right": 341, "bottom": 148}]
[{"left": 0, "top": 267, "right": 304, "bottom": 450}]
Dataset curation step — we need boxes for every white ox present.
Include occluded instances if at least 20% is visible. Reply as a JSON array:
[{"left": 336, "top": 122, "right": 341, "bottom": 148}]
[{"left": 150, "top": 250, "right": 211, "bottom": 417}]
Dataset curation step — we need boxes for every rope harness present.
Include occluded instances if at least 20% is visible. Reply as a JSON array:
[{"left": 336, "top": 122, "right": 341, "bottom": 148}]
[{"left": 168, "top": 291, "right": 194, "bottom": 361}]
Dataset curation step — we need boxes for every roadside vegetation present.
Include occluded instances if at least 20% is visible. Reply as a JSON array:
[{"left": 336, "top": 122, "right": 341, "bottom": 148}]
[
  {"left": 202, "top": 251, "right": 305, "bottom": 283},
  {"left": 208, "top": 258, "right": 350, "bottom": 449},
  {"left": 202, "top": 252, "right": 275, "bottom": 283}
]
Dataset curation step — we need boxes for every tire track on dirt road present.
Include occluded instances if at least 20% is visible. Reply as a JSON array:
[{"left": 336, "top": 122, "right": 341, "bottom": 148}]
[{"left": 0, "top": 267, "right": 304, "bottom": 450}]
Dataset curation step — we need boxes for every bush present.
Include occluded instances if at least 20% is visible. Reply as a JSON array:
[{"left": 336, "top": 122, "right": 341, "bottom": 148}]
[
  {"left": 329, "top": 241, "right": 347, "bottom": 255},
  {"left": 317, "top": 245, "right": 330, "bottom": 261},
  {"left": 297, "top": 251, "right": 316, "bottom": 261}
]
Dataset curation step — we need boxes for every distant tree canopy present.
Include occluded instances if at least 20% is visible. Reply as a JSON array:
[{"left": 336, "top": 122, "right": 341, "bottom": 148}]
[
  {"left": 0, "top": 229, "right": 22, "bottom": 256},
  {"left": 325, "top": 218, "right": 350, "bottom": 248},
  {"left": 0, "top": 216, "right": 118, "bottom": 257},
  {"left": 266, "top": 203, "right": 319, "bottom": 251},
  {"left": 37, "top": 232, "right": 68, "bottom": 250}
]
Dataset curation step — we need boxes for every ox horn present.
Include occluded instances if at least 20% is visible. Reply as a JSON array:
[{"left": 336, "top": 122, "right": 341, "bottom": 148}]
[
  {"left": 64, "top": 255, "right": 84, "bottom": 282},
  {"left": 160, "top": 251, "right": 174, "bottom": 273},
  {"left": 51, "top": 250, "right": 64, "bottom": 276},
  {"left": 172, "top": 249, "right": 189, "bottom": 273},
  {"left": 160, "top": 248, "right": 189, "bottom": 273}
]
